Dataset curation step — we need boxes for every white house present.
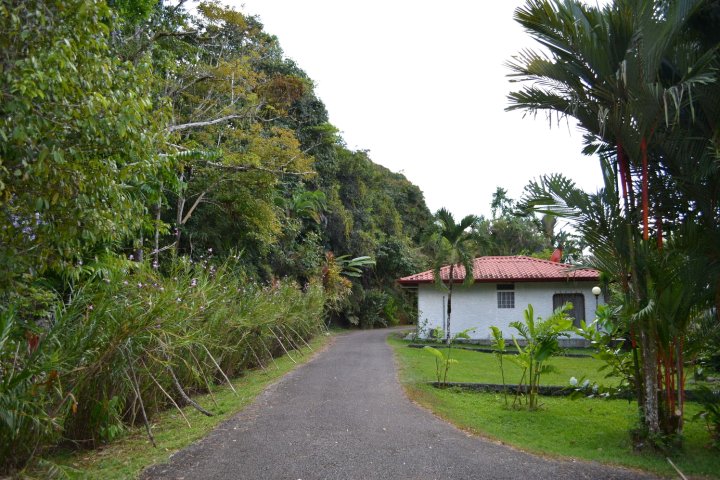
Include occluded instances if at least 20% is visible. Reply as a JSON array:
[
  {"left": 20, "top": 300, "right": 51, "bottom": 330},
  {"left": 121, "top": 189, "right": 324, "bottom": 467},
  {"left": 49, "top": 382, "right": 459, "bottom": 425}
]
[{"left": 398, "top": 256, "right": 602, "bottom": 343}]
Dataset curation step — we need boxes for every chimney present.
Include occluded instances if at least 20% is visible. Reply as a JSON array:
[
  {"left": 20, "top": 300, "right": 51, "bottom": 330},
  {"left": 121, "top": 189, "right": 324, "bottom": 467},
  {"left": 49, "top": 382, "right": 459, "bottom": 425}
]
[{"left": 550, "top": 245, "right": 563, "bottom": 263}]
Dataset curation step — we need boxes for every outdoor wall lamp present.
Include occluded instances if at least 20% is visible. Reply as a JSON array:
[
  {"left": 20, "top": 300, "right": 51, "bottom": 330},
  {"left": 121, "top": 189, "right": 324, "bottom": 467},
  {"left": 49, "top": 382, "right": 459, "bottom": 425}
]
[{"left": 591, "top": 285, "right": 601, "bottom": 311}]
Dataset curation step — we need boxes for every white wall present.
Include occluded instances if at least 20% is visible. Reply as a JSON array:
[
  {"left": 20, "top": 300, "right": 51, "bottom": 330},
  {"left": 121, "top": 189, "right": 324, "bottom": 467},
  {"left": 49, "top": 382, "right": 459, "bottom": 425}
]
[{"left": 417, "top": 281, "right": 602, "bottom": 341}]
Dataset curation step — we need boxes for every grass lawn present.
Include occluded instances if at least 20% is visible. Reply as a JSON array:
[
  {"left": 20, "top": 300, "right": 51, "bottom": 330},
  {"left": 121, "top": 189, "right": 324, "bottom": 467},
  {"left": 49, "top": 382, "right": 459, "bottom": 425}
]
[
  {"left": 27, "top": 334, "right": 332, "bottom": 479},
  {"left": 402, "top": 340, "right": 618, "bottom": 387},
  {"left": 389, "top": 333, "right": 720, "bottom": 479}
]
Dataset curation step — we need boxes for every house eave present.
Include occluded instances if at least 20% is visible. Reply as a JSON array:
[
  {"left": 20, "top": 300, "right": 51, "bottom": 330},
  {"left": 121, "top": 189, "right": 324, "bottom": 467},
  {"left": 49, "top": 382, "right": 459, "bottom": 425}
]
[{"left": 397, "top": 276, "right": 599, "bottom": 287}]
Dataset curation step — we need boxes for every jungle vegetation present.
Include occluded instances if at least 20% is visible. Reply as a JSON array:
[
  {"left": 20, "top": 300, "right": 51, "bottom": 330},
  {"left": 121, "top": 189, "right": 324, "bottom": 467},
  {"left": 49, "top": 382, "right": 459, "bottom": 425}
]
[{"left": 3, "top": 0, "right": 717, "bottom": 474}]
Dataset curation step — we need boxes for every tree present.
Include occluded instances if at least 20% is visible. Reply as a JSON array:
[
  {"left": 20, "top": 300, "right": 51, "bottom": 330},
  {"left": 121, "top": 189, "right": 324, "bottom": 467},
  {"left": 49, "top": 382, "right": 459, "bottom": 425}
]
[
  {"left": 479, "top": 188, "right": 563, "bottom": 258},
  {"left": 507, "top": 0, "right": 718, "bottom": 444},
  {"left": 118, "top": 1, "right": 318, "bottom": 267},
  {"left": 429, "top": 208, "right": 480, "bottom": 344},
  {"left": 0, "top": 0, "right": 169, "bottom": 294},
  {"left": 490, "top": 187, "right": 514, "bottom": 219}
]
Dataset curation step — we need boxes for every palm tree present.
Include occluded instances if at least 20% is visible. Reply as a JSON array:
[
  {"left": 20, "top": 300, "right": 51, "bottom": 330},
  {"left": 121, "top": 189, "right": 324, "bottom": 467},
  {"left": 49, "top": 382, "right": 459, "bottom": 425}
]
[
  {"left": 507, "top": 0, "right": 717, "bottom": 442},
  {"left": 429, "top": 208, "right": 480, "bottom": 345}
]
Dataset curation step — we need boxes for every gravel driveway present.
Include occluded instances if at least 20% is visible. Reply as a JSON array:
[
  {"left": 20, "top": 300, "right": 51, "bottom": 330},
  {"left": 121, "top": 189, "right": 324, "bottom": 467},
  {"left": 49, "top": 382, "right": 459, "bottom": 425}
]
[{"left": 142, "top": 328, "right": 655, "bottom": 479}]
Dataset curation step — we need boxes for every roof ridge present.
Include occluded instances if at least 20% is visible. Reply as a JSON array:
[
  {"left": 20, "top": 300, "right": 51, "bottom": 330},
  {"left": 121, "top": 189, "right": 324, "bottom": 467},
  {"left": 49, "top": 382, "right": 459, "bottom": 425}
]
[
  {"left": 398, "top": 255, "right": 599, "bottom": 285},
  {"left": 475, "top": 255, "right": 574, "bottom": 266},
  {"left": 512, "top": 255, "right": 573, "bottom": 267}
]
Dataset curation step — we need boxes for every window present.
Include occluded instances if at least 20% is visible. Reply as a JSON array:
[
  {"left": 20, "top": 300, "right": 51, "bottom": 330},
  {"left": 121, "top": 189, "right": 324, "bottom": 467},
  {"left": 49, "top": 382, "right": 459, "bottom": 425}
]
[
  {"left": 553, "top": 293, "right": 585, "bottom": 327},
  {"left": 497, "top": 284, "right": 515, "bottom": 309}
]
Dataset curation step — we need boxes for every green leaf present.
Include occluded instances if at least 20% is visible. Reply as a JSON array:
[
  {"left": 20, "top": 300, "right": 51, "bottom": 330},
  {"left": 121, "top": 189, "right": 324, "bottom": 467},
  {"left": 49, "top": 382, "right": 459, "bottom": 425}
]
[{"left": 423, "top": 346, "right": 445, "bottom": 360}]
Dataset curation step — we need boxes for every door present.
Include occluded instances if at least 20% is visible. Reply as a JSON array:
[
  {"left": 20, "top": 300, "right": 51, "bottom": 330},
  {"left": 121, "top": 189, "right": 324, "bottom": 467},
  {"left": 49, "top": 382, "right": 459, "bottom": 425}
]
[{"left": 553, "top": 293, "right": 585, "bottom": 328}]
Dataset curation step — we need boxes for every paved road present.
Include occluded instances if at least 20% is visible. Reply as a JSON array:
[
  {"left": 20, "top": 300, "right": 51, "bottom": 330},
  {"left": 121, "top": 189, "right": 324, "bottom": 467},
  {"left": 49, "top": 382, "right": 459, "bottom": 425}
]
[{"left": 142, "top": 329, "right": 654, "bottom": 479}]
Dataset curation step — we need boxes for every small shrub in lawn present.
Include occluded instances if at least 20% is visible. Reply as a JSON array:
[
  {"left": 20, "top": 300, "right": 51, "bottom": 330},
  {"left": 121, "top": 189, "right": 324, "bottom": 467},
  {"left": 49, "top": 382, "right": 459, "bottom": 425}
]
[
  {"left": 423, "top": 329, "right": 473, "bottom": 385},
  {"left": 693, "top": 385, "right": 720, "bottom": 449},
  {"left": 424, "top": 346, "right": 458, "bottom": 385},
  {"left": 574, "top": 304, "right": 636, "bottom": 397},
  {"left": 489, "top": 326, "right": 509, "bottom": 406},
  {"left": 495, "top": 303, "right": 573, "bottom": 410}
]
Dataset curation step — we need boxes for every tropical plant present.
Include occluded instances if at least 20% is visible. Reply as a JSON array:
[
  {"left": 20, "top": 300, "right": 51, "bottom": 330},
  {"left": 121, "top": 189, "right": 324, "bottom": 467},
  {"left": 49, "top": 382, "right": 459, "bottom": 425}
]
[
  {"left": 522, "top": 170, "right": 716, "bottom": 443},
  {"left": 693, "top": 385, "right": 720, "bottom": 449},
  {"left": 489, "top": 326, "right": 509, "bottom": 406},
  {"left": 0, "top": 0, "right": 169, "bottom": 292},
  {"left": 508, "top": 0, "right": 719, "bottom": 444},
  {"left": 335, "top": 255, "right": 377, "bottom": 278},
  {"left": 0, "top": 255, "right": 326, "bottom": 473},
  {"left": 0, "top": 0, "right": 438, "bottom": 471},
  {"left": 428, "top": 208, "right": 480, "bottom": 344},
  {"left": 0, "top": 308, "right": 71, "bottom": 471},
  {"left": 506, "top": 304, "right": 573, "bottom": 410},
  {"left": 574, "top": 304, "right": 636, "bottom": 397},
  {"left": 320, "top": 252, "right": 376, "bottom": 320},
  {"left": 423, "top": 328, "right": 473, "bottom": 385},
  {"left": 288, "top": 190, "right": 327, "bottom": 224},
  {"left": 423, "top": 346, "right": 459, "bottom": 385}
]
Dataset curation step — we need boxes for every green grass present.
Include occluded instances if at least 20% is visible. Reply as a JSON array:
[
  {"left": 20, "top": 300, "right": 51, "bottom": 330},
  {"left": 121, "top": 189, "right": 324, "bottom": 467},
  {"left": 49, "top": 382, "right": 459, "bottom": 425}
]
[
  {"left": 28, "top": 334, "right": 331, "bottom": 479},
  {"left": 390, "top": 334, "right": 720, "bottom": 479},
  {"left": 401, "top": 341, "right": 616, "bottom": 387},
  {"left": 411, "top": 340, "right": 593, "bottom": 357}
]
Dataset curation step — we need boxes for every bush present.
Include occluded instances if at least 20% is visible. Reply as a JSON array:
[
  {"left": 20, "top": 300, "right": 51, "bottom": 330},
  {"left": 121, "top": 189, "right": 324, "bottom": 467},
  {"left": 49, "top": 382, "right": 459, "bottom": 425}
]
[
  {"left": 693, "top": 385, "right": 720, "bottom": 449},
  {"left": 0, "top": 256, "right": 325, "bottom": 473},
  {"left": 358, "top": 289, "right": 391, "bottom": 329}
]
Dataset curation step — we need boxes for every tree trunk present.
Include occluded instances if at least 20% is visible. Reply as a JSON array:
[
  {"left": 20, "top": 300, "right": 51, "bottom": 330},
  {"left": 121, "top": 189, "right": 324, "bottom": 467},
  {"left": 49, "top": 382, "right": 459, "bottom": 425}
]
[
  {"left": 446, "top": 264, "right": 454, "bottom": 345},
  {"left": 639, "top": 325, "right": 660, "bottom": 437},
  {"left": 154, "top": 188, "right": 162, "bottom": 268},
  {"left": 174, "top": 171, "right": 186, "bottom": 256},
  {"left": 135, "top": 236, "right": 144, "bottom": 263},
  {"left": 175, "top": 194, "right": 185, "bottom": 256},
  {"left": 641, "top": 137, "right": 649, "bottom": 241},
  {"left": 675, "top": 339, "right": 684, "bottom": 434}
]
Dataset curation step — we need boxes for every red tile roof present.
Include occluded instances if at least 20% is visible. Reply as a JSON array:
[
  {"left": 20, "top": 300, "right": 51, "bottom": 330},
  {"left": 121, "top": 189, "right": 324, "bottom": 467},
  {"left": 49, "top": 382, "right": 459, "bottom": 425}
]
[{"left": 397, "top": 256, "right": 599, "bottom": 285}]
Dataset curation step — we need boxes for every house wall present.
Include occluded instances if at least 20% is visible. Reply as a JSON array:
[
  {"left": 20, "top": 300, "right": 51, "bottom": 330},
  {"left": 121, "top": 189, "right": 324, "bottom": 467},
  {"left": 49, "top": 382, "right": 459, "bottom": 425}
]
[{"left": 417, "top": 281, "right": 602, "bottom": 341}]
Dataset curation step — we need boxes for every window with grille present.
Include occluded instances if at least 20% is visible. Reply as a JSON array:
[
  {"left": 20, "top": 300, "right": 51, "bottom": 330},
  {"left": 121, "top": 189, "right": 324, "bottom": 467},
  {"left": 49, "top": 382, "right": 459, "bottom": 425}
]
[
  {"left": 553, "top": 293, "right": 585, "bottom": 327},
  {"left": 497, "top": 284, "right": 515, "bottom": 308}
]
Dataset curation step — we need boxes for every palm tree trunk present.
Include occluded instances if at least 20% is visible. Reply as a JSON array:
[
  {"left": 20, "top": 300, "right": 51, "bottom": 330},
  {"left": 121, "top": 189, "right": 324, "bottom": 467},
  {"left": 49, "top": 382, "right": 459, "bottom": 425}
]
[
  {"left": 676, "top": 339, "right": 684, "bottom": 434},
  {"left": 446, "top": 264, "right": 454, "bottom": 345},
  {"left": 641, "top": 137, "right": 649, "bottom": 241},
  {"left": 617, "top": 144, "right": 631, "bottom": 210},
  {"left": 620, "top": 143, "right": 659, "bottom": 440},
  {"left": 639, "top": 325, "right": 660, "bottom": 436}
]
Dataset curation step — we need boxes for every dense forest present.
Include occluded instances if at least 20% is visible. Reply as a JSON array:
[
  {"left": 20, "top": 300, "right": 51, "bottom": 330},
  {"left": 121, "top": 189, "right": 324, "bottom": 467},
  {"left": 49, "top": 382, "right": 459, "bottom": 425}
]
[
  {"left": 0, "top": 0, "right": 441, "bottom": 470},
  {"left": 1, "top": 0, "right": 439, "bottom": 328},
  {"left": 0, "top": 0, "right": 587, "bottom": 472}
]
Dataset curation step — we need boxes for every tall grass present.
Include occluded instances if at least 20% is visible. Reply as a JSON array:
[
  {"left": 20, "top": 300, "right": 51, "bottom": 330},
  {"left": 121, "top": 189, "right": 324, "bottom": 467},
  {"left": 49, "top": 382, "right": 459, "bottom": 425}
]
[{"left": 0, "top": 256, "right": 325, "bottom": 473}]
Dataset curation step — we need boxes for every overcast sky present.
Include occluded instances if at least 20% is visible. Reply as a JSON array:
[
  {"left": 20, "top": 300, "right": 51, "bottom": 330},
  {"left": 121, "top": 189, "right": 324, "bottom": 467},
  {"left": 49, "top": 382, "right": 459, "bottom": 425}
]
[{"left": 232, "top": 0, "right": 604, "bottom": 219}]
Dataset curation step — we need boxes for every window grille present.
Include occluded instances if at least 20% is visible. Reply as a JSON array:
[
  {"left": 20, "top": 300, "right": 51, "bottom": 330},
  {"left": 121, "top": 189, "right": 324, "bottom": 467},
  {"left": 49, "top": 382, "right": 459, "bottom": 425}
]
[{"left": 497, "top": 284, "right": 515, "bottom": 309}]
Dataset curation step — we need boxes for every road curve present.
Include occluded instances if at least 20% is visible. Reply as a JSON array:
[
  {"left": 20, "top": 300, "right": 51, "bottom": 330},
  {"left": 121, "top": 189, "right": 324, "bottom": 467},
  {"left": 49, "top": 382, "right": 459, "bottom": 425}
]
[{"left": 142, "top": 329, "right": 654, "bottom": 479}]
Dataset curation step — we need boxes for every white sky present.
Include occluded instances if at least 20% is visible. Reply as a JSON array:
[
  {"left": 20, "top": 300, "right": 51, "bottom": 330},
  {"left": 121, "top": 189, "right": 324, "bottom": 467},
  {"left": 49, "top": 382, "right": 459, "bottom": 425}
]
[{"left": 232, "top": 0, "right": 604, "bottom": 219}]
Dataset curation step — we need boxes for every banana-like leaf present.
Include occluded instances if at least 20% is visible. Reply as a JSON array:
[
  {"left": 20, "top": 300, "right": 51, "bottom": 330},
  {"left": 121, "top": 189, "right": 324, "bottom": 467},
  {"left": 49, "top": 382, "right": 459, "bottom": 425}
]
[{"left": 423, "top": 346, "right": 445, "bottom": 360}]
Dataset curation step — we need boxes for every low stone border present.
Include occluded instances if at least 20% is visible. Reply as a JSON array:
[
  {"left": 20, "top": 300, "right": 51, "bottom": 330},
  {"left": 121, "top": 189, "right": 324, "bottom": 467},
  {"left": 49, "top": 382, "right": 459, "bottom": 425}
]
[
  {"left": 429, "top": 381, "right": 703, "bottom": 402},
  {"left": 408, "top": 344, "right": 592, "bottom": 358},
  {"left": 430, "top": 382, "right": 594, "bottom": 397}
]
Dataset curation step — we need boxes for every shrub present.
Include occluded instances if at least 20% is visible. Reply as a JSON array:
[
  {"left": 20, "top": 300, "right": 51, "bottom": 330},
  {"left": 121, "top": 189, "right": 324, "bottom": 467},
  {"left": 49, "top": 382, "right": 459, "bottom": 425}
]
[
  {"left": 0, "top": 256, "right": 325, "bottom": 473},
  {"left": 503, "top": 303, "right": 573, "bottom": 410},
  {"left": 693, "top": 385, "right": 720, "bottom": 449}
]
